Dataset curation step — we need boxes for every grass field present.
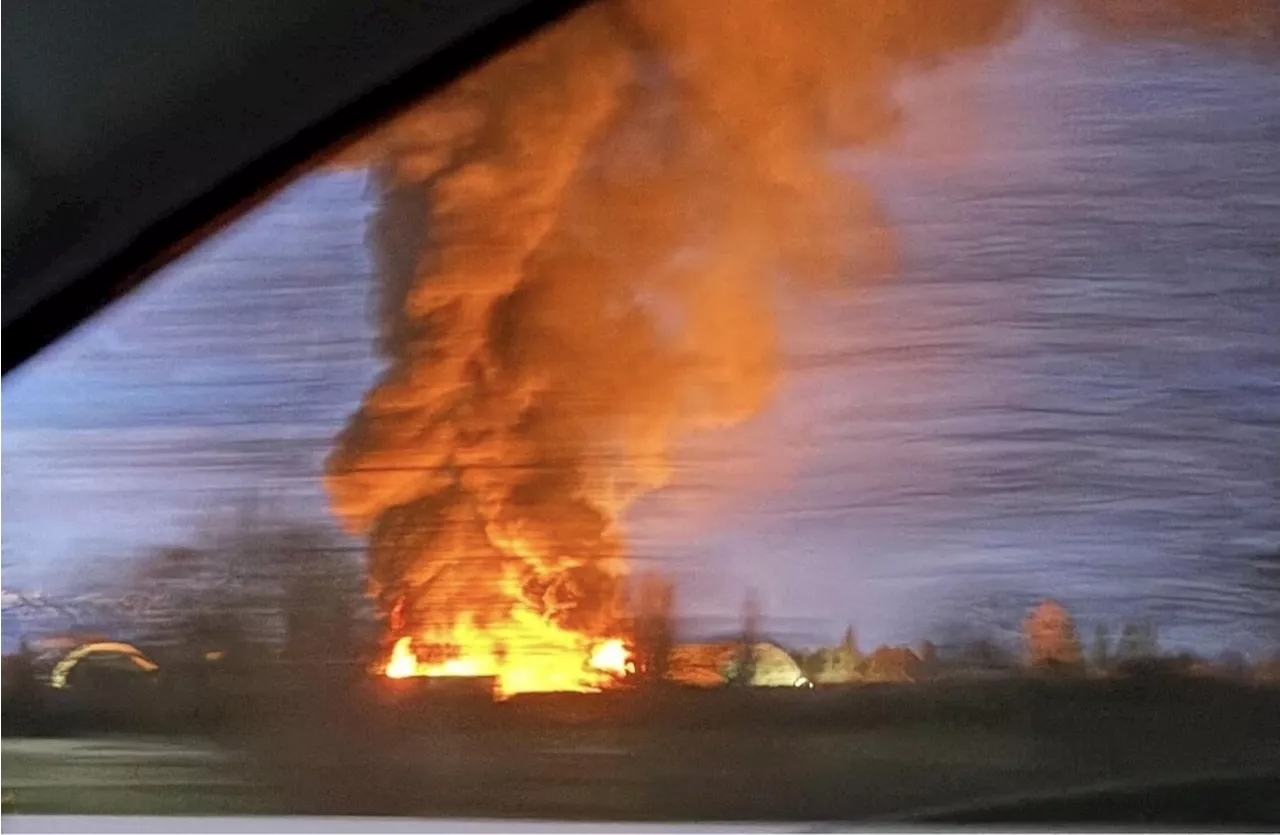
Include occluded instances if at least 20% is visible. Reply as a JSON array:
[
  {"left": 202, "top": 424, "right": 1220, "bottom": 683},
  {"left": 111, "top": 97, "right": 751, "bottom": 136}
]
[{"left": 5, "top": 677, "right": 1279, "bottom": 822}]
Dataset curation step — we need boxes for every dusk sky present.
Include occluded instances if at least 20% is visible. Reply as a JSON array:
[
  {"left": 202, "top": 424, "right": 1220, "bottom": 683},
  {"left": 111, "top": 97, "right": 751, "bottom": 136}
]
[{"left": 4, "top": 12, "right": 1278, "bottom": 655}]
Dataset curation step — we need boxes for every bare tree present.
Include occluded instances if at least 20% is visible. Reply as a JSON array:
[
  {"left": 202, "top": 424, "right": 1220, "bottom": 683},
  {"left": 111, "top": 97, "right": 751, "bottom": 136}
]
[
  {"left": 730, "top": 588, "right": 761, "bottom": 686},
  {"left": 1091, "top": 623, "right": 1111, "bottom": 673},
  {"left": 841, "top": 625, "right": 862, "bottom": 667},
  {"left": 132, "top": 505, "right": 366, "bottom": 665},
  {"left": 1023, "top": 600, "right": 1083, "bottom": 669},
  {"left": 632, "top": 572, "right": 675, "bottom": 685},
  {"left": 1116, "top": 619, "right": 1160, "bottom": 662},
  {"left": 918, "top": 639, "right": 938, "bottom": 679}
]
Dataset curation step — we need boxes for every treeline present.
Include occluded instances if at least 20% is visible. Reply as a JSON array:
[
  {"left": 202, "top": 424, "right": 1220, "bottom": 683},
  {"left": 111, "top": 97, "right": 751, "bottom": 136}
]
[
  {"left": 1, "top": 507, "right": 384, "bottom": 735},
  {"left": 792, "top": 599, "right": 1280, "bottom": 686}
]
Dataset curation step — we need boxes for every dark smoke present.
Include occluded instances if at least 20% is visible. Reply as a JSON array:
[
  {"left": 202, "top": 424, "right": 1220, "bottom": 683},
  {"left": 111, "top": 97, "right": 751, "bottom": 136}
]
[
  {"left": 325, "top": 0, "right": 1022, "bottom": 657},
  {"left": 326, "top": 0, "right": 1273, "bottom": 667}
]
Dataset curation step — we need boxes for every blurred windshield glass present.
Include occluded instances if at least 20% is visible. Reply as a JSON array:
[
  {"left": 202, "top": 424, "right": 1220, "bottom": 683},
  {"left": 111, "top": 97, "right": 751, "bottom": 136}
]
[{"left": 3, "top": 0, "right": 1279, "bottom": 825}]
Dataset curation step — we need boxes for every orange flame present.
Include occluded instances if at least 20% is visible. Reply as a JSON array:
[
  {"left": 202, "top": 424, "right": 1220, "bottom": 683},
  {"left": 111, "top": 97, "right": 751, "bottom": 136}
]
[
  {"left": 382, "top": 623, "right": 631, "bottom": 698},
  {"left": 589, "top": 638, "right": 631, "bottom": 676},
  {"left": 380, "top": 528, "right": 632, "bottom": 697},
  {"left": 385, "top": 636, "right": 420, "bottom": 679}
]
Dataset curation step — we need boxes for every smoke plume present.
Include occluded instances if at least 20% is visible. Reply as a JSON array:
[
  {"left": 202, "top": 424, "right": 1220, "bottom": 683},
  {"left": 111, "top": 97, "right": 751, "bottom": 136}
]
[{"left": 324, "top": 0, "right": 1025, "bottom": 676}]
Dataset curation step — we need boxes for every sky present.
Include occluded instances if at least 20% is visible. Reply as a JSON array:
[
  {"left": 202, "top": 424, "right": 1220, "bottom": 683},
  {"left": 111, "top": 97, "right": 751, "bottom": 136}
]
[{"left": 4, "top": 13, "right": 1278, "bottom": 655}]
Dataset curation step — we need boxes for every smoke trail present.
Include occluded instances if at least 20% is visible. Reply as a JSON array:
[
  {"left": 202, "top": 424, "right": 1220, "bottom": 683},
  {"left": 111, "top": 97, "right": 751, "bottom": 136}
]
[{"left": 324, "top": 0, "right": 1024, "bottom": 676}]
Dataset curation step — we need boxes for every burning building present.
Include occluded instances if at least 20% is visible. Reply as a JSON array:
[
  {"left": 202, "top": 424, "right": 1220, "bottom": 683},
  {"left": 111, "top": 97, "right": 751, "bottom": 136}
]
[{"left": 325, "top": 0, "right": 1022, "bottom": 698}]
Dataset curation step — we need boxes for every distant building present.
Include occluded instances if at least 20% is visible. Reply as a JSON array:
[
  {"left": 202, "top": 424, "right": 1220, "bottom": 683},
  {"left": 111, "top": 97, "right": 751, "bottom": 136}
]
[
  {"left": 668, "top": 641, "right": 808, "bottom": 688},
  {"left": 808, "top": 626, "right": 862, "bottom": 684},
  {"left": 809, "top": 647, "right": 859, "bottom": 684},
  {"left": 863, "top": 645, "right": 923, "bottom": 682}
]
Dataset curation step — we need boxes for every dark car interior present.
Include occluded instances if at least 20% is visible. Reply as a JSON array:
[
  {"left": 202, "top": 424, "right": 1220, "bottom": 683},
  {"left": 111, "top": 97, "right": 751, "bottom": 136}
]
[{"left": 3, "top": 0, "right": 586, "bottom": 373}]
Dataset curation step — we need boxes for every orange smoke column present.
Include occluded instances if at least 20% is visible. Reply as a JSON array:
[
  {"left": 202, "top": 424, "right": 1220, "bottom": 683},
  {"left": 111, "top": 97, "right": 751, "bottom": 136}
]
[{"left": 326, "top": 0, "right": 1022, "bottom": 696}]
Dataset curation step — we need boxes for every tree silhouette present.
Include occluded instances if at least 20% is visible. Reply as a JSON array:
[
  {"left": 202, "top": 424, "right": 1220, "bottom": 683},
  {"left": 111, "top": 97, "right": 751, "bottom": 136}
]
[
  {"left": 730, "top": 589, "right": 761, "bottom": 686},
  {"left": 919, "top": 639, "right": 938, "bottom": 679},
  {"left": 841, "top": 625, "right": 861, "bottom": 666},
  {"left": 1091, "top": 623, "right": 1111, "bottom": 673},
  {"left": 632, "top": 572, "right": 675, "bottom": 685},
  {"left": 1116, "top": 619, "right": 1159, "bottom": 662},
  {"left": 1023, "top": 600, "right": 1083, "bottom": 668},
  {"left": 132, "top": 510, "right": 365, "bottom": 664}
]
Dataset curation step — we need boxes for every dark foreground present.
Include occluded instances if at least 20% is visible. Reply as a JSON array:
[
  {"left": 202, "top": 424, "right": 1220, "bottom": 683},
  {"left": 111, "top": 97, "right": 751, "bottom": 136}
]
[{"left": 5, "top": 677, "right": 1280, "bottom": 825}]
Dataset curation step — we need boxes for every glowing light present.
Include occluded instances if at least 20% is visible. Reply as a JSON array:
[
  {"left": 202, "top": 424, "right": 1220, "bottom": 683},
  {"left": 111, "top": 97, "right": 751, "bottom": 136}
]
[
  {"left": 429, "top": 657, "right": 484, "bottom": 677},
  {"left": 385, "top": 636, "right": 419, "bottom": 679},
  {"left": 382, "top": 628, "right": 632, "bottom": 697},
  {"left": 50, "top": 641, "right": 159, "bottom": 689},
  {"left": 589, "top": 639, "right": 630, "bottom": 676},
  {"left": 377, "top": 532, "right": 635, "bottom": 698},
  {"left": 381, "top": 622, "right": 633, "bottom": 697}
]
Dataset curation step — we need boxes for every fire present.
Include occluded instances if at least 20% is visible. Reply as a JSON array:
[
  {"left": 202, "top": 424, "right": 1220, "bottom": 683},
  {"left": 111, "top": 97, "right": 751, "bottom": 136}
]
[
  {"left": 382, "top": 624, "right": 632, "bottom": 698},
  {"left": 377, "top": 531, "right": 633, "bottom": 697},
  {"left": 385, "top": 637, "right": 419, "bottom": 679},
  {"left": 589, "top": 638, "right": 631, "bottom": 676},
  {"left": 333, "top": 4, "right": 1027, "bottom": 711}
]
